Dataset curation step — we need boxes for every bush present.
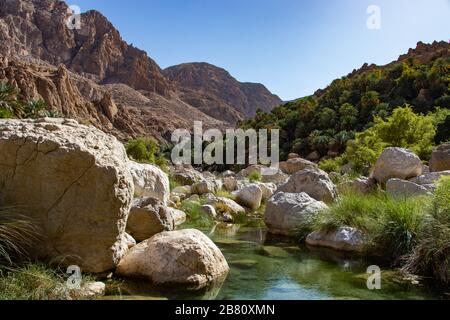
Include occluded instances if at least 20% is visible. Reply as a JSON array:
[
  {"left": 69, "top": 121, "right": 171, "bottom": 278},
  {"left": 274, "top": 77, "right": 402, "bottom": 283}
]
[
  {"left": 248, "top": 171, "right": 262, "bottom": 183},
  {"left": 404, "top": 177, "right": 450, "bottom": 283},
  {"left": 319, "top": 157, "right": 343, "bottom": 173},
  {"left": 340, "top": 106, "right": 436, "bottom": 172},
  {"left": 125, "top": 137, "right": 169, "bottom": 171}
]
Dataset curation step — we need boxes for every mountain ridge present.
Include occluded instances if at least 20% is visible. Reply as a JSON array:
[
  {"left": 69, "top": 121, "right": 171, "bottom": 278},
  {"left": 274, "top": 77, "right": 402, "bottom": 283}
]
[{"left": 0, "top": 0, "right": 281, "bottom": 141}]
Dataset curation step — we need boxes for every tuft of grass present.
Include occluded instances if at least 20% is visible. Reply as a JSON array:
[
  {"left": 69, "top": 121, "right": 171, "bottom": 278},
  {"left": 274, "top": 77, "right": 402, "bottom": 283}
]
[
  {"left": 314, "top": 191, "right": 430, "bottom": 261},
  {"left": 248, "top": 171, "right": 262, "bottom": 183},
  {"left": 180, "top": 200, "right": 214, "bottom": 228},
  {"left": 215, "top": 189, "right": 236, "bottom": 201},
  {"left": 0, "top": 207, "right": 39, "bottom": 265},
  {"left": 169, "top": 175, "right": 181, "bottom": 192},
  {"left": 403, "top": 177, "right": 450, "bottom": 283},
  {"left": 0, "top": 264, "right": 70, "bottom": 300}
]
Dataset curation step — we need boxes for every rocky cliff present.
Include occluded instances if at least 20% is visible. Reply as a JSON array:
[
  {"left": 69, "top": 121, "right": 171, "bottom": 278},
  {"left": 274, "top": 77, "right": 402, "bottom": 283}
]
[
  {"left": 0, "top": 0, "right": 281, "bottom": 140},
  {"left": 164, "top": 62, "right": 282, "bottom": 122}
]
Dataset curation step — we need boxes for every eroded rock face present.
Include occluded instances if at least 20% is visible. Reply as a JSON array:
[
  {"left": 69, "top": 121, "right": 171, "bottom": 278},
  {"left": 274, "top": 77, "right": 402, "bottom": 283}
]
[
  {"left": 430, "top": 143, "right": 450, "bottom": 172},
  {"left": 264, "top": 192, "right": 328, "bottom": 237},
  {"left": 278, "top": 169, "right": 338, "bottom": 203},
  {"left": 306, "top": 227, "right": 366, "bottom": 252},
  {"left": 371, "top": 148, "right": 423, "bottom": 183},
  {"left": 116, "top": 229, "right": 229, "bottom": 288},
  {"left": 0, "top": 119, "right": 134, "bottom": 273},
  {"left": 128, "top": 161, "right": 170, "bottom": 204},
  {"left": 126, "top": 197, "right": 175, "bottom": 242}
]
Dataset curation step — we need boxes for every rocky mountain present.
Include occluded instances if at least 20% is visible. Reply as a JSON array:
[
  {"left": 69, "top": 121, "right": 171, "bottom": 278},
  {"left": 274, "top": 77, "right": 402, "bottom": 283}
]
[
  {"left": 164, "top": 63, "right": 282, "bottom": 123},
  {"left": 0, "top": 0, "right": 281, "bottom": 141}
]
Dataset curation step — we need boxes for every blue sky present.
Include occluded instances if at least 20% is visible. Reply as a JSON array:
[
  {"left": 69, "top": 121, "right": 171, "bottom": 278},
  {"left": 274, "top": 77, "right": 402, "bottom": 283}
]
[{"left": 67, "top": 0, "right": 450, "bottom": 101}]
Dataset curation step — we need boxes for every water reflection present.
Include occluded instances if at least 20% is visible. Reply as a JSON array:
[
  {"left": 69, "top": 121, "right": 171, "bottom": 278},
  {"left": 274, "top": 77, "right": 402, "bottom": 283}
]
[{"left": 105, "top": 219, "right": 448, "bottom": 300}]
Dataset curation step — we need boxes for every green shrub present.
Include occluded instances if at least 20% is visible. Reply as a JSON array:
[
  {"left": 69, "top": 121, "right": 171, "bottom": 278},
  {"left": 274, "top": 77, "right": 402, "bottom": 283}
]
[
  {"left": 341, "top": 106, "right": 436, "bottom": 171},
  {"left": 315, "top": 191, "right": 429, "bottom": 261},
  {"left": 0, "top": 208, "right": 38, "bottom": 265},
  {"left": 125, "top": 137, "right": 169, "bottom": 171},
  {"left": 248, "top": 171, "right": 262, "bottom": 183},
  {"left": 404, "top": 177, "right": 450, "bottom": 283},
  {"left": 319, "top": 157, "right": 343, "bottom": 173}
]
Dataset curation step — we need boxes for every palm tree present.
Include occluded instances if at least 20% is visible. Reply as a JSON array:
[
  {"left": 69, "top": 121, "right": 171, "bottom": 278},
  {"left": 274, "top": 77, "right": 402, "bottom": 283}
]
[{"left": 0, "top": 82, "right": 23, "bottom": 118}]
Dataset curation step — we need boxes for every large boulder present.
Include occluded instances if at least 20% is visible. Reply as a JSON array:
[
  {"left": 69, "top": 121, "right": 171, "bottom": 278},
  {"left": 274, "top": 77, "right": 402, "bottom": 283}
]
[
  {"left": 235, "top": 184, "right": 263, "bottom": 210},
  {"left": 128, "top": 161, "right": 170, "bottom": 204},
  {"left": 278, "top": 158, "right": 317, "bottom": 175},
  {"left": 256, "top": 182, "right": 277, "bottom": 201},
  {"left": 116, "top": 229, "right": 229, "bottom": 288},
  {"left": 126, "top": 197, "right": 175, "bottom": 242},
  {"left": 208, "top": 197, "right": 246, "bottom": 216},
  {"left": 0, "top": 119, "right": 134, "bottom": 273},
  {"left": 306, "top": 227, "right": 366, "bottom": 252},
  {"left": 386, "top": 179, "right": 433, "bottom": 198},
  {"left": 371, "top": 148, "right": 423, "bottom": 183},
  {"left": 264, "top": 192, "right": 328, "bottom": 236},
  {"left": 278, "top": 169, "right": 338, "bottom": 203},
  {"left": 261, "top": 169, "right": 290, "bottom": 186},
  {"left": 191, "top": 180, "right": 219, "bottom": 195},
  {"left": 430, "top": 143, "right": 450, "bottom": 172}
]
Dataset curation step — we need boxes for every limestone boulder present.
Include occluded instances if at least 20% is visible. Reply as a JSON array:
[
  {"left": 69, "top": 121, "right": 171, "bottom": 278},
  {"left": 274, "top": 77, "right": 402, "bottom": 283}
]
[
  {"left": 278, "top": 158, "right": 318, "bottom": 175},
  {"left": 223, "top": 177, "right": 238, "bottom": 192},
  {"left": 116, "top": 229, "right": 229, "bottom": 288},
  {"left": 278, "top": 169, "right": 338, "bottom": 203},
  {"left": 209, "top": 197, "right": 246, "bottom": 216},
  {"left": 126, "top": 197, "right": 175, "bottom": 242},
  {"left": 430, "top": 143, "right": 450, "bottom": 172},
  {"left": 128, "top": 161, "right": 170, "bottom": 204},
  {"left": 371, "top": 148, "right": 423, "bottom": 183},
  {"left": 306, "top": 227, "right": 366, "bottom": 252},
  {"left": 235, "top": 184, "right": 263, "bottom": 210},
  {"left": 264, "top": 192, "right": 328, "bottom": 236},
  {"left": 168, "top": 208, "right": 187, "bottom": 226},
  {"left": 0, "top": 119, "right": 134, "bottom": 273},
  {"left": 172, "top": 165, "right": 204, "bottom": 185}
]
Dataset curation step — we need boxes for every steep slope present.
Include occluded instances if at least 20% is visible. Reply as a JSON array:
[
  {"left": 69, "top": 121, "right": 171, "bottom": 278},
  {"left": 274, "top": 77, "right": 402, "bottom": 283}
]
[
  {"left": 164, "top": 62, "right": 282, "bottom": 122},
  {"left": 0, "top": 0, "right": 172, "bottom": 96}
]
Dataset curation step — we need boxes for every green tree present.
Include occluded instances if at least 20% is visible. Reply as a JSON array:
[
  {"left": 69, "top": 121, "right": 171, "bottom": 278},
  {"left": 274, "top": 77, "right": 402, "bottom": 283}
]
[{"left": 343, "top": 106, "right": 436, "bottom": 172}]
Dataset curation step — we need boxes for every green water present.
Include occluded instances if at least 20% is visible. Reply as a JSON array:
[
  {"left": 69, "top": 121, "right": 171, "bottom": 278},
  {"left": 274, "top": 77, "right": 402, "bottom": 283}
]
[{"left": 108, "top": 219, "right": 449, "bottom": 300}]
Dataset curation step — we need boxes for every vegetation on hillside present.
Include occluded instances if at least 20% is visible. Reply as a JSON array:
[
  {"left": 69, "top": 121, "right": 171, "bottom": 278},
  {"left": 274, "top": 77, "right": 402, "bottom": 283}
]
[
  {"left": 125, "top": 137, "right": 169, "bottom": 172},
  {"left": 0, "top": 82, "right": 58, "bottom": 119},
  {"left": 240, "top": 50, "right": 450, "bottom": 165}
]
